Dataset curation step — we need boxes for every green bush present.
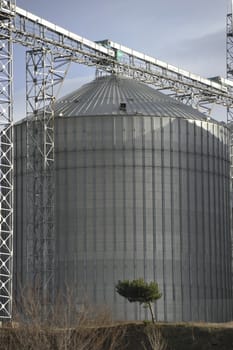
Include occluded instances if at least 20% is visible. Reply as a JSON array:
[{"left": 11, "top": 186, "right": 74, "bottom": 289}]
[{"left": 115, "top": 279, "right": 162, "bottom": 323}]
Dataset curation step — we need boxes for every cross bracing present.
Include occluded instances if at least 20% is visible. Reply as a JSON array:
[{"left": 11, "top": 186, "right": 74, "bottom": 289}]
[
  {"left": 0, "top": 0, "right": 15, "bottom": 320},
  {"left": 227, "top": 6, "right": 233, "bottom": 289},
  {"left": 26, "top": 49, "right": 70, "bottom": 313},
  {"left": 0, "top": 1, "right": 233, "bottom": 320},
  {"left": 227, "top": 11, "right": 233, "bottom": 122},
  {"left": 0, "top": 7, "right": 233, "bottom": 108}
]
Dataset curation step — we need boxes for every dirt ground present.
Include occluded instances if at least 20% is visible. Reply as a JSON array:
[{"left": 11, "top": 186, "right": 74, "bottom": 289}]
[{"left": 1, "top": 321, "right": 233, "bottom": 349}]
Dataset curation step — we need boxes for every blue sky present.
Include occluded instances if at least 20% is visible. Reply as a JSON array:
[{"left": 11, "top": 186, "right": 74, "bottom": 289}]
[{"left": 14, "top": 0, "right": 229, "bottom": 121}]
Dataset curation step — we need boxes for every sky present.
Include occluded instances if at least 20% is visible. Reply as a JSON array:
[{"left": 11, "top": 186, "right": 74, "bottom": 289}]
[{"left": 13, "top": 0, "right": 230, "bottom": 121}]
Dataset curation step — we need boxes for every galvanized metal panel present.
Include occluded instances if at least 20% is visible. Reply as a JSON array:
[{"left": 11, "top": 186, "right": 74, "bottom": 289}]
[
  {"left": 13, "top": 76, "right": 232, "bottom": 323},
  {"left": 53, "top": 76, "right": 212, "bottom": 120}
]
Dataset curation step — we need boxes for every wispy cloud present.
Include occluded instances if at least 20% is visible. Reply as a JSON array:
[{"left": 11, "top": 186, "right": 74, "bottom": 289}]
[{"left": 163, "top": 29, "right": 226, "bottom": 77}]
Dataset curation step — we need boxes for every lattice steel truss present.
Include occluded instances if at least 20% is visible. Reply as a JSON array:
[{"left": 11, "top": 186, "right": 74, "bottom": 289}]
[
  {"left": 0, "top": 1, "right": 15, "bottom": 319},
  {"left": 0, "top": 7, "right": 231, "bottom": 107},
  {"left": 227, "top": 4, "right": 233, "bottom": 293},
  {"left": 227, "top": 10, "right": 233, "bottom": 122},
  {"left": 96, "top": 40, "right": 233, "bottom": 113},
  {"left": 26, "top": 49, "right": 70, "bottom": 308},
  {"left": 227, "top": 7, "right": 233, "bottom": 217}
]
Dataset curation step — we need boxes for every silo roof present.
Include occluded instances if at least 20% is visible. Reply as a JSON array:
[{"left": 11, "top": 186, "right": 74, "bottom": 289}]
[{"left": 54, "top": 74, "right": 211, "bottom": 120}]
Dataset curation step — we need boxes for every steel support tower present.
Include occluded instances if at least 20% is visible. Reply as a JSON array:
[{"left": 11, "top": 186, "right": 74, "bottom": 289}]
[
  {"left": 0, "top": 0, "right": 15, "bottom": 320},
  {"left": 1, "top": 2, "right": 233, "bottom": 319},
  {"left": 227, "top": 1, "right": 233, "bottom": 294},
  {"left": 26, "top": 49, "right": 70, "bottom": 308},
  {"left": 227, "top": 4, "right": 233, "bottom": 166}
]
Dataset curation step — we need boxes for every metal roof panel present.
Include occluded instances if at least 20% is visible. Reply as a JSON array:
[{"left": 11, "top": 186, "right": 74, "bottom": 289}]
[{"left": 54, "top": 75, "right": 209, "bottom": 121}]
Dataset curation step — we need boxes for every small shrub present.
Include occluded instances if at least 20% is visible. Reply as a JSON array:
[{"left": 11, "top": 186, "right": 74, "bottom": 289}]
[{"left": 116, "top": 278, "right": 162, "bottom": 323}]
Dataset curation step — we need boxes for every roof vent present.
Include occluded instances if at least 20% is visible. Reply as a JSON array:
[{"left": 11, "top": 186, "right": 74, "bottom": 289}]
[{"left": 119, "top": 102, "right": 127, "bottom": 111}]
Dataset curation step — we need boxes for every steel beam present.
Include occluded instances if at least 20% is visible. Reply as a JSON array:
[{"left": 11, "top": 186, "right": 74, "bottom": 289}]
[
  {"left": 26, "top": 49, "right": 69, "bottom": 311},
  {"left": 227, "top": 11, "right": 233, "bottom": 182},
  {"left": 227, "top": 4, "right": 233, "bottom": 304},
  {"left": 0, "top": 0, "right": 15, "bottom": 320},
  {"left": 0, "top": 7, "right": 231, "bottom": 108}
]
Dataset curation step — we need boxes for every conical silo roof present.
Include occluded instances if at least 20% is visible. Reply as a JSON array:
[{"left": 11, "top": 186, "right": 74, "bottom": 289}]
[{"left": 54, "top": 74, "right": 210, "bottom": 120}]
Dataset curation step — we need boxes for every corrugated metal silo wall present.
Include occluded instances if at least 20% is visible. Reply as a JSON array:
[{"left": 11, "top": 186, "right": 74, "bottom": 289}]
[{"left": 14, "top": 115, "right": 233, "bottom": 322}]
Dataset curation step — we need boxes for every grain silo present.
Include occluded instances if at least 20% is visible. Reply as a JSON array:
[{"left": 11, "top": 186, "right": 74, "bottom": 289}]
[{"left": 13, "top": 74, "right": 232, "bottom": 322}]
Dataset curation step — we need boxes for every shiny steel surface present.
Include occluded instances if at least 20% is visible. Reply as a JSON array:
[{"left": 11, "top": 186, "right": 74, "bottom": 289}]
[
  {"left": 55, "top": 75, "right": 209, "bottom": 119},
  {"left": 14, "top": 76, "right": 232, "bottom": 322}
]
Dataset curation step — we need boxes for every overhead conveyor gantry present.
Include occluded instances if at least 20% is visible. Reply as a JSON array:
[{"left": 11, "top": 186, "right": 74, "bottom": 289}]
[
  {"left": 3, "top": 6, "right": 233, "bottom": 108},
  {"left": 1, "top": 0, "right": 233, "bottom": 320}
]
